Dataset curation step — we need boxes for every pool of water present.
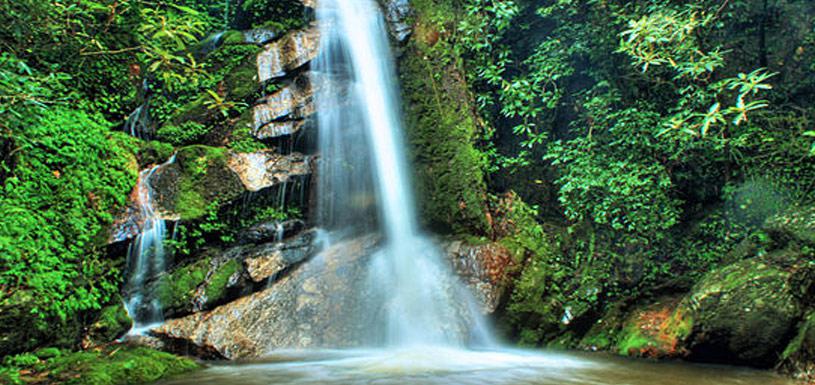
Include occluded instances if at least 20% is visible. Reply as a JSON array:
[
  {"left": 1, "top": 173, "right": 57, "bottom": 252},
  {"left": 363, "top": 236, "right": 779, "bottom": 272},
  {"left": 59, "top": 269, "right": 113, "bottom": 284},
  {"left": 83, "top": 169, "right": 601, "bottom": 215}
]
[{"left": 154, "top": 347, "right": 796, "bottom": 385}]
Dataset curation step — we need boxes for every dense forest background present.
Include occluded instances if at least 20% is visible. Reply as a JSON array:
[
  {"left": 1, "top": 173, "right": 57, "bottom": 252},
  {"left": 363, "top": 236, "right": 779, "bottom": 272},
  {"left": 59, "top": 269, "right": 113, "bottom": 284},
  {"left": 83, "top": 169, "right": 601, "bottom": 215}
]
[
  {"left": 400, "top": 0, "right": 815, "bottom": 346},
  {"left": 1, "top": 0, "right": 815, "bottom": 382}
]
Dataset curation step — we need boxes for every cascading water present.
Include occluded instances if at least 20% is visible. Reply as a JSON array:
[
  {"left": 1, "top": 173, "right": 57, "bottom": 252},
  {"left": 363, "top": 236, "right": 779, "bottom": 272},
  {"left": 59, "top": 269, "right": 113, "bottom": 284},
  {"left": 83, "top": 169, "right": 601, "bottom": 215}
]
[
  {"left": 123, "top": 155, "right": 175, "bottom": 334},
  {"left": 313, "top": 0, "right": 492, "bottom": 347}
]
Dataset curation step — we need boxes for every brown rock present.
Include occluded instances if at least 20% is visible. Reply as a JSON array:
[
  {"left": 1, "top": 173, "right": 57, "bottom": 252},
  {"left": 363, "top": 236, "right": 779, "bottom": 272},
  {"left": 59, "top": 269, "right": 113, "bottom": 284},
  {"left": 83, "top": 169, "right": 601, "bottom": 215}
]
[
  {"left": 152, "top": 235, "right": 380, "bottom": 359},
  {"left": 257, "top": 27, "right": 320, "bottom": 82},
  {"left": 443, "top": 241, "right": 514, "bottom": 313},
  {"left": 227, "top": 151, "right": 311, "bottom": 192}
]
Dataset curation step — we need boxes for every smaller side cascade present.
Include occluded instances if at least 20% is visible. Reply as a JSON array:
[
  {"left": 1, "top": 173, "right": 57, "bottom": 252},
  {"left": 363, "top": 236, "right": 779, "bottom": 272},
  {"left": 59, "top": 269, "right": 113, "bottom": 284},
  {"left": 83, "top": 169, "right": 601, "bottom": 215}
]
[{"left": 123, "top": 155, "right": 176, "bottom": 335}]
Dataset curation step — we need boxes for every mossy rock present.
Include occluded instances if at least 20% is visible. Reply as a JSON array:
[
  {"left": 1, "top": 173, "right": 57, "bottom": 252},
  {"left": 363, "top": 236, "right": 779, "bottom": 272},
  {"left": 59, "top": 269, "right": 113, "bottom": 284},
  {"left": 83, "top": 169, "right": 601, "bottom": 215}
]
[
  {"left": 681, "top": 257, "right": 801, "bottom": 367},
  {"left": 5, "top": 346, "right": 198, "bottom": 385},
  {"left": 399, "top": 21, "right": 489, "bottom": 235},
  {"left": 153, "top": 258, "right": 210, "bottom": 318},
  {"left": 166, "top": 97, "right": 210, "bottom": 128},
  {"left": 614, "top": 298, "right": 691, "bottom": 359},
  {"left": 764, "top": 205, "right": 815, "bottom": 246},
  {"left": 138, "top": 140, "right": 175, "bottom": 167},
  {"left": 151, "top": 257, "right": 242, "bottom": 319},
  {"left": 151, "top": 145, "right": 245, "bottom": 220},
  {"left": 222, "top": 51, "right": 261, "bottom": 101},
  {"left": 86, "top": 302, "right": 132, "bottom": 346},
  {"left": 0, "top": 290, "right": 83, "bottom": 356},
  {"left": 780, "top": 312, "right": 815, "bottom": 380}
]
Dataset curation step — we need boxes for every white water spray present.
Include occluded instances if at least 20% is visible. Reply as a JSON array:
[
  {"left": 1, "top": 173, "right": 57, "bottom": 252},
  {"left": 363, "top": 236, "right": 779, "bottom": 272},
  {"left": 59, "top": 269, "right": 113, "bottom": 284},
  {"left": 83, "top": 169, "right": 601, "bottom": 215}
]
[{"left": 314, "top": 0, "right": 492, "bottom": 347}]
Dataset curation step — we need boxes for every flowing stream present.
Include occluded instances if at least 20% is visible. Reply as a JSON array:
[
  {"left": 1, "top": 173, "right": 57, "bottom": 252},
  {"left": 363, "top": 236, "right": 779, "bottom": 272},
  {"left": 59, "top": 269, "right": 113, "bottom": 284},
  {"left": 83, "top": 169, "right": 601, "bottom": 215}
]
[{"left": 154, "top": 349, "right": 796, "bottom": 385}]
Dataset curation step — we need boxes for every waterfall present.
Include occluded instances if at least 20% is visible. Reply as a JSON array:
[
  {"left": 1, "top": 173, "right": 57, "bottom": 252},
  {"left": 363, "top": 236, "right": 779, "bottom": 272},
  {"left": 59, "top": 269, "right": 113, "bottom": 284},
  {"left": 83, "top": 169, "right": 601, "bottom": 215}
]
[
  {"left": 123, "top": 155, "right": 175, "bottom": 334},
  {"left": 313, "top": 0, "right": 492, "bottom": 347}
]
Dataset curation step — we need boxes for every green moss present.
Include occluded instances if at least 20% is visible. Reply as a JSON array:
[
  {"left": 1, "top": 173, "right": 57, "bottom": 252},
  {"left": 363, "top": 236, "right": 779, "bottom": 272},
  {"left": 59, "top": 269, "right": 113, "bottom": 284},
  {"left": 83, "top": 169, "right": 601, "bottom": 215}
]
[
  {"left": 176, "top": 179, "right": 208, "bottom": 219},
  {"left": 400, "top": 5, "right": 490, "bottom": 235},
  {"left": 155, "top": 258, "right": 211, "bottom": 313},
  {"left": 157, "top": 121, "right": 209, "bottom": 146},
  {"left": 204, "top": 259, "right": 239, "bottom": 305},
  {"left": 222, "top": 53, "right": 261, "bottom": 100},
  {"left": 138, "top": 140, "right": 175, "bottom": 167},
  {"left": 1, "top": 346, "right": 197, "bottom": 385},
  {"left": 44, "top": 346, "right": 196, "bottom": 385},
  {"left": 153, "top": 145, "right": 245, "bottom": 220},
  {"left": 228, "top": 111, "right": 266, "bottom": 153},
  {"left": 86, "top": 303, "right": 132, "bottom": 346}
]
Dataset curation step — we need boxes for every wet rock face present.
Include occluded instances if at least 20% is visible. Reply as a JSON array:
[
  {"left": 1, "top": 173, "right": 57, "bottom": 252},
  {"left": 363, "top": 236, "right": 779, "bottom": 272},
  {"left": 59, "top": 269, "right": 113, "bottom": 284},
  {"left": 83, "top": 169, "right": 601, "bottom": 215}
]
[
  {"left": 252, "top": 77, "right": 314, "bottom": 140},
  {"left": 228, "top": 151, "right": 311, "bottom": 192},
  {"left": 443, "top": 241, "right": 514, "bottom": 314},
  {"left": 383, "top": 0, "right": 413, "bottom": 43},
  {"left": 134, "top": 230, "right": 319, "bottom": 320},
  {"left": 257, "top": 27, "right": 320, "bottom": 83},
  {"left": 152, "top": 235, "right": 380, "bottom": 359},
  {"left": 238, "top": 219, "right": 306, "bottom": 245}
]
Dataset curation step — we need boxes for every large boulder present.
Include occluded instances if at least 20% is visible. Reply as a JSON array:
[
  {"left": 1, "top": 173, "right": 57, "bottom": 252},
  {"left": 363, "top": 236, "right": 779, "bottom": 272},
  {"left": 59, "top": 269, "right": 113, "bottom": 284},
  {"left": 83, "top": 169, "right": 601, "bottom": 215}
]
[
  {"left": 152, "top": 235, "right": 380, "bottom": 359},
  {"left": 681, "top": 257, "right": 801, "bottom": 367},
  {"left": 133, "top": 230, "right": 318, "bottom": 320}
]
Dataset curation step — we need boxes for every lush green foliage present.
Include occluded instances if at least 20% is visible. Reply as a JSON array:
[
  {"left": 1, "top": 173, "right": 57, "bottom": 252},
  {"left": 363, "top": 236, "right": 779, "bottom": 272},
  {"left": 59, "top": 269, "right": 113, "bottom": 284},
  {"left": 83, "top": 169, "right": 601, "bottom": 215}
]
[
  {"left": 0, "top": 55, "right": 138, "bottom": 329},
  {"left": 450, "top": 0, "right": 815, "bottom": 344}
]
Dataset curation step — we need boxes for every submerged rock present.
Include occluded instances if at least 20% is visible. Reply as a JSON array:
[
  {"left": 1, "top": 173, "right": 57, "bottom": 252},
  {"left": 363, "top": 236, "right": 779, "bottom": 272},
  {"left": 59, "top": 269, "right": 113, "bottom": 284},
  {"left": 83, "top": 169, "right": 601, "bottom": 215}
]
[{"left": 257, "top": 27, "right": 320, "bottom": 82}]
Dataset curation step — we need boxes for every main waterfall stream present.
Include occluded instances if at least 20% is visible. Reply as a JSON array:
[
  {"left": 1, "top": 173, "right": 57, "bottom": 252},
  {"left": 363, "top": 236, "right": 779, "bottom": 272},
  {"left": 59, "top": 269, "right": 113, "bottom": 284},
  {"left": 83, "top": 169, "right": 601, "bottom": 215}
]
[
  {"left": 152, "top": 1, "right": 796, "bottom": 384},
  {"left": 312, "top": 0, "right": 490, "bottom": 347}
]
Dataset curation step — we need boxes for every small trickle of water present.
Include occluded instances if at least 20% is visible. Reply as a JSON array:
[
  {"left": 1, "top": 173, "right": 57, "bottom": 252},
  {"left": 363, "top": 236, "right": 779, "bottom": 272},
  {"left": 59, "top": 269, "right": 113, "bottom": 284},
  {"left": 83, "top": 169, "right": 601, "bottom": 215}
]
[
  {"left": 313, "top": 0, "right": 491, "bottom": 348},
  {"left": 124, "top": 79, "right": 152, "bottom": 138},
  {"left": 123, "top": 155, "right": 175, "bottom": 334}
]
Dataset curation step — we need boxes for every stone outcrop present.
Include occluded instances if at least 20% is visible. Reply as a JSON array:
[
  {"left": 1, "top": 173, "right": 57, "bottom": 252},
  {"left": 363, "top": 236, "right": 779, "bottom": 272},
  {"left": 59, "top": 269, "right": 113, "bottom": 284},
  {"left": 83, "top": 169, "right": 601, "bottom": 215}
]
[
  {"left": 443, "top": 241, "right": 514, "bottom": 313},
  {"left": 238, "top": 219, "right": 306, "bottom": 245},
  {"left": 152, "top": 235, "right": 380, "bottom": 359},
  {"left": 134, "top": 230, "right": 318, "bottom": 320},
  {"left": 257, "top": 27, "right": 320, "bottom": 83},
  {"left": 251, "top": 78, "right": 314, "bottom": 140},
  {"left": 228, "top": 150, "right": 311, "bottom": 192},
  {"left": 383, "top": 0, "right": 413, "bottom": 43}
]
